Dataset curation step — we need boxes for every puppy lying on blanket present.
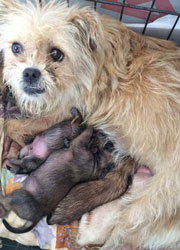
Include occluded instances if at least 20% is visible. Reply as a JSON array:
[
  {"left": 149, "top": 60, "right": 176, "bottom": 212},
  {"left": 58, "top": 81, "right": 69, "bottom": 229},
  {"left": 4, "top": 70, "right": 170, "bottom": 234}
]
[
  {"left": 8, "top": 107, "right": 84, "bottom": 174},
  {"left": 47, "top": 155, "right": 137, "bottom": 225},
  {"left": 2, "top": 129, "right": 104, "bottom": 233},
  {"left": 0, "top": 108, "right": 134, "bottom": 234},
  {"left": 0, "top": 108, "right": 109, "bottom": 233}
]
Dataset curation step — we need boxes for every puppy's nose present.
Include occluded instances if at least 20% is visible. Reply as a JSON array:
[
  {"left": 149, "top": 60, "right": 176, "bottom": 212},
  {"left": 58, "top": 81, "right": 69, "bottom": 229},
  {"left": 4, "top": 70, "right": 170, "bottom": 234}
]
[{"left": 23, "top": 68, "right": 41, "bottom": 84}]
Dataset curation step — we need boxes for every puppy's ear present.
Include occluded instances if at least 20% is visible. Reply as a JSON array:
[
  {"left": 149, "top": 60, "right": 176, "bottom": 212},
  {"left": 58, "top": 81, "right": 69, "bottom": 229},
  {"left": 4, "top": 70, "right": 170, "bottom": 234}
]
[{"left": 68, "top": 8, "right": 104, "bottom": 51}]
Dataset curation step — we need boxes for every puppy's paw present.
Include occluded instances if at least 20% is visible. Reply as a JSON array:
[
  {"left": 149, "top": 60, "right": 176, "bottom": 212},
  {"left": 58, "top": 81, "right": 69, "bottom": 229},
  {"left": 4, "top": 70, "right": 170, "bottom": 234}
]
[
  {"left": 8, "top": 157, "right": 23, "bottom": 167},
  {"left": 6, "top": 165, "right": 20, "bottom": 174},
  {"left": 7, "top": 157, "right": 38, "bottom": 174},
  {"left": 70, "top": 107, "right": 79, "bottom": 117},
  {"left": 63, "top": 138, "right": 70, "bottom": 148},
  {"left": 70, "top": 107, "right": 83, "bottom": 126}
]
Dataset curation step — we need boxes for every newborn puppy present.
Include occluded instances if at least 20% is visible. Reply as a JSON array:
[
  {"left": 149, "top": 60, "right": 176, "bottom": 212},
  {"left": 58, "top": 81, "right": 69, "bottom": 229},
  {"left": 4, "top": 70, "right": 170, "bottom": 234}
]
[
  {"left": 1, "top": 128, "right": 110, "bottom": 234},
  {"left": 47, "top": 155, "right": 135, "bottom": 225},
  {"left": 8, "top": 107, "right": 84, "bottom": 174}
]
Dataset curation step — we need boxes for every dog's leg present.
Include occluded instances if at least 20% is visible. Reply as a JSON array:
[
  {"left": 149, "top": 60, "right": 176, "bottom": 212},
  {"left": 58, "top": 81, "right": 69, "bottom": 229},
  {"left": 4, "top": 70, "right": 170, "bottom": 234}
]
[
  {"left": 6, "top": 117, "right": 57, "bottom": 146},
  {"left": 76, "top": 199, "right": 122, "bottom": 247},
  {"left": 100, "top": 164, "right": 180, "bottom": 249},
  {"left": 76, "top": 166, "right": 151, "bottom": 247},
  {"left": 101, "top": 211, "right": 180, "bottom": 250}
]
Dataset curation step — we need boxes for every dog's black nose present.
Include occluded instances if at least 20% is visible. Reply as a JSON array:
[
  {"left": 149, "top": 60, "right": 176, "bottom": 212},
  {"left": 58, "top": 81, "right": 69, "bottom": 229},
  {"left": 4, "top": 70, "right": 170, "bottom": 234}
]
[{"left": 23, "top": 68, "right": 41, "bottom": 84}]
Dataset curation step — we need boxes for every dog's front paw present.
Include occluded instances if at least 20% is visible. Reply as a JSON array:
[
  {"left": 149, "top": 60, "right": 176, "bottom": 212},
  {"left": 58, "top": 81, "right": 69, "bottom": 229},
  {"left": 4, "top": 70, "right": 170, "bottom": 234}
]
[{"left": 76, "top": 213, "right": 106, "bottom": 246}]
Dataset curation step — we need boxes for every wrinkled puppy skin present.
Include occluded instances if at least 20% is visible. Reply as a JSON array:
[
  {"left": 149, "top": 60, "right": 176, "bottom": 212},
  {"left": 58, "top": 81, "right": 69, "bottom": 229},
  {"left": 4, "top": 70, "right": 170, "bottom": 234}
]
[
  {"left": 47, "top": 155, "right": 135, "bottom": 225},
  {"left": 8, "top": 107, "right": 84, "bottom": 174},
  {"left": 2, "top": 128, "right": 114, "bottom": 234}
]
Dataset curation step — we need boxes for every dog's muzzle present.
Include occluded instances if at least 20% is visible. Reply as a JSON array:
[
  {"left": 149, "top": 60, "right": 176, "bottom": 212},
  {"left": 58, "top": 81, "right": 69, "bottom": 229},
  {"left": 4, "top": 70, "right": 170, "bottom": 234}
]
[{"left": 23, "top": 67, "right": 45, "bottom": 95}]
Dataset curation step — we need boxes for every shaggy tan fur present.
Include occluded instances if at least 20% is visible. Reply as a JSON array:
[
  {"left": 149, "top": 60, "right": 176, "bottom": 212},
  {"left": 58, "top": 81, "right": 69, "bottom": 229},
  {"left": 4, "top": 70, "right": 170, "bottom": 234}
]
[{"left": 0, "top": 1, "right": 180, "bottom": 249}]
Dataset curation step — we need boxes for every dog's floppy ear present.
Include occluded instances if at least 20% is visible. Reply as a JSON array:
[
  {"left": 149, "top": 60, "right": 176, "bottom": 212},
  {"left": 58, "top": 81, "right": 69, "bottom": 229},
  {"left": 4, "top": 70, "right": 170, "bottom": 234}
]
[{"left": 68, "top": 8, "right": 104, "bottom": 51}]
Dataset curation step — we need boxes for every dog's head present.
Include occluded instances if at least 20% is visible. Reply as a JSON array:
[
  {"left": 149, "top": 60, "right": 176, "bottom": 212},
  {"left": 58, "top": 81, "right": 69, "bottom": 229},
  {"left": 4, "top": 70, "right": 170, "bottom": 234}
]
[{"left": 0, "top": 0, "right": 104, "bottom": 117}]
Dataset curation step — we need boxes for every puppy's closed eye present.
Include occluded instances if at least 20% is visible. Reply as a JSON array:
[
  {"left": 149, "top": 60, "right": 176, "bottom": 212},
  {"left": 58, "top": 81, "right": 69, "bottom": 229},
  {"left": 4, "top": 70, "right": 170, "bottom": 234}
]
[{"left": 104, "top": 141, "right": 114, "bottom": 152}]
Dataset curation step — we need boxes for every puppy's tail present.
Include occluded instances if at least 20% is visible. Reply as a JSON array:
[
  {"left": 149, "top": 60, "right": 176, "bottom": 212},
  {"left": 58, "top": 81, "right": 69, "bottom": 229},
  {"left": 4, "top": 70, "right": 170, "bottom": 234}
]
[{"left": 2, "top": 219, "right": 36, "bottom": 234}]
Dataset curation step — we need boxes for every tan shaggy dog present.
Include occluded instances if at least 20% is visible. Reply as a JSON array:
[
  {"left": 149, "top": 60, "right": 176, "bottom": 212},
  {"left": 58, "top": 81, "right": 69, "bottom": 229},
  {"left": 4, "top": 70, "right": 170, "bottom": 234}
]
[{"left": 0, "top": 0, "right": 180, "bottom": 249}]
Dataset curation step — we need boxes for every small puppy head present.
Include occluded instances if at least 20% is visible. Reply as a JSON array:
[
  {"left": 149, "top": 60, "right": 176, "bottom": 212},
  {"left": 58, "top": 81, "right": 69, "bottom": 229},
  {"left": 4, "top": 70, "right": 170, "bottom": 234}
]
[{"left": 0, "top": 0, "right": 104, "bottom": 117}]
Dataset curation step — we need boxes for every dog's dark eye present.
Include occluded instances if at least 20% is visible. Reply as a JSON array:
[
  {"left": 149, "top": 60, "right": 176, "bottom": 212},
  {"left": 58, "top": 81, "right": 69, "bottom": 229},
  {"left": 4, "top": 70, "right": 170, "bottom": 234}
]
[
  {"left": 50, "top": 48, "right": 64, "bottom": 62},
  {"left": 12, "top": 42, "right": 23, "bottom": 55}
]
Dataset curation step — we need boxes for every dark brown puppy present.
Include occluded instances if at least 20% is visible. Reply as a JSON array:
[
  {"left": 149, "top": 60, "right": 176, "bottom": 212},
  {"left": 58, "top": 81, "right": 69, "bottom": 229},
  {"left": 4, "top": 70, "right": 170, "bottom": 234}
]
[
  {"left": 1, "top": 127, "right": 111, "bottom": 234},
  {"left": 7, "top": 107, "right": 84, "bottom": 174},
  {"left": 0, "top": 107, "right": 85, "bottom": 232},
  {"left": 47, "top": 155, "right": 136, "bottom": 225}
]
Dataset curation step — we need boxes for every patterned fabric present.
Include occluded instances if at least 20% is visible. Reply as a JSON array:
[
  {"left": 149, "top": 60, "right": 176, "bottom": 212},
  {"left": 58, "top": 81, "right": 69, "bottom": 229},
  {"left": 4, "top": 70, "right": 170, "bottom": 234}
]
[
  {"left": 0, "top": 90, "right": 81, "bottom": 249},
  {"left": 56, "top": 222, "right": 79, "bottom": 250},
  {"left": 0, "top": 137, "right": 103, "bottom": 250},
  {"left": 0, "top": 92, "right": 98, "bottom": 249},
  {"left": 0, "top": 151, "right": 80, "bottom": 249}
]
